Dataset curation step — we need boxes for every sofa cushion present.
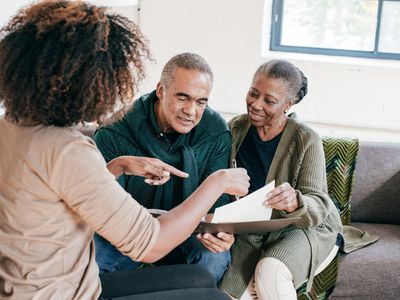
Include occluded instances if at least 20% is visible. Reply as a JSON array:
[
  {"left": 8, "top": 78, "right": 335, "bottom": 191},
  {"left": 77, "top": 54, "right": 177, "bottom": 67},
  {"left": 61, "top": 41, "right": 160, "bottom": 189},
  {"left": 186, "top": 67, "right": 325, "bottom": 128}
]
[
  {"left": 331, "top": 222, "right": 400, "bottom": 299},
  {"left": 351, "top": 141, "right": 400, "bottom": 225},
  {"left": 322, "top": 137, "right": 359, "bottom": 225}
]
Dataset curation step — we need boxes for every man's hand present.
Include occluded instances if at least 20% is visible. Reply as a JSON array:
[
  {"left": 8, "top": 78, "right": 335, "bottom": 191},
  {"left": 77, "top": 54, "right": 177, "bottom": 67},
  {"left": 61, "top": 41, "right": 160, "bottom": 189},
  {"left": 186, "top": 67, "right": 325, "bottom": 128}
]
[
  {"left": 107, "top": 156, "right": 188, "bottom": 185},
  {"left": 196, "top": 232, "right": 234, "bottom": 253}
]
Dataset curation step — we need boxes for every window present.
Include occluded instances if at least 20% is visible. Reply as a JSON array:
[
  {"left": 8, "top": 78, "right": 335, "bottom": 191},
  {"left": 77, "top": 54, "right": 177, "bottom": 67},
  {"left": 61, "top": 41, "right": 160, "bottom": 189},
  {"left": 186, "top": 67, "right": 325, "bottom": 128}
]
[{"left": 270, "top": 0, "right": 400, "bottom": 60}]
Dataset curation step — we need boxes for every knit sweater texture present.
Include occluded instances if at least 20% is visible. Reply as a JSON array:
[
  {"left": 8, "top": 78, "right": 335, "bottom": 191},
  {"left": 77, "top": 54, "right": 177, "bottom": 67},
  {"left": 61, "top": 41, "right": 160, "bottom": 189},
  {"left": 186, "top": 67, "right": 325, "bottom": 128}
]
[{"left": 219, "top": 113, "right": 343, "bottom": 298}]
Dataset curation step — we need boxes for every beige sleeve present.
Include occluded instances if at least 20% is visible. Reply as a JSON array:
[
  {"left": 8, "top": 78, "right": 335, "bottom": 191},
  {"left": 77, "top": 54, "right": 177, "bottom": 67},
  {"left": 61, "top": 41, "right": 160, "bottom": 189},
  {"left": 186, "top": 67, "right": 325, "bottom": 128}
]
[{"left": 49, "top": 135, "right": 160, "bottom": 261}]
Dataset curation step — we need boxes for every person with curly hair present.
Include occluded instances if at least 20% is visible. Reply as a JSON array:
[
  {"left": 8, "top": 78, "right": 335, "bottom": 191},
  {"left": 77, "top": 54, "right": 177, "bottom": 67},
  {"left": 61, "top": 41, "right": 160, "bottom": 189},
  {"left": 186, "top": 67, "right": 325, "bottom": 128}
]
[
  {"left": 0, "top": 1, "right": 249, "bottom": 299},
  {"left": 218, "top": 60, "right": 343, "bottom": 300}
]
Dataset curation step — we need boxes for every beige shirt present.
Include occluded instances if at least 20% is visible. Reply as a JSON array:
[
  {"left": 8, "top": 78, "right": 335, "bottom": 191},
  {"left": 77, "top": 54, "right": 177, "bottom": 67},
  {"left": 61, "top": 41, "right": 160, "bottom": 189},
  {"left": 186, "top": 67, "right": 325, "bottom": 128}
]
[{"left": 0, "top": 119, "right": 160, "bottom": 300}]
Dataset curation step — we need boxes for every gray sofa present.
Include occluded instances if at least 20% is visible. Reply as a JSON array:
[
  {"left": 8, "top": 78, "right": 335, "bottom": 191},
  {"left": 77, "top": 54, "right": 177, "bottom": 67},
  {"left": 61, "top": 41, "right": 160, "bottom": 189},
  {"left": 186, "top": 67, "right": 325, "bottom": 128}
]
[{"left": 330, "top": 141, "right": 400, "bottom": 299}]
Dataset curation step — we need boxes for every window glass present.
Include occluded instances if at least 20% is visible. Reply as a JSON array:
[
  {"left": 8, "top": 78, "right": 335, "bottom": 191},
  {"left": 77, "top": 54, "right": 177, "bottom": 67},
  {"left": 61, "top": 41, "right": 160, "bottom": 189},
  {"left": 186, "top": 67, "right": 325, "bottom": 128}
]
[
  {"left": 271, "top": 0, "right": 400, "bottom": 59},
  {"left": 379, "top": 1, "right": 400, "bottom": 53},
  {"left": 280, "top": 0, "right": 378, "bottom": 51}
]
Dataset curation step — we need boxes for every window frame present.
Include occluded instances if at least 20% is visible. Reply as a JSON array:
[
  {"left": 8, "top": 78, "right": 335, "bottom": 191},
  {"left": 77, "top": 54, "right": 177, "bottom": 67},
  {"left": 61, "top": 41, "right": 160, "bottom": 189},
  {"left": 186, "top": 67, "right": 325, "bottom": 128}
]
[{"left": 270, "top": 0, "right": 400, "bottom": 60}]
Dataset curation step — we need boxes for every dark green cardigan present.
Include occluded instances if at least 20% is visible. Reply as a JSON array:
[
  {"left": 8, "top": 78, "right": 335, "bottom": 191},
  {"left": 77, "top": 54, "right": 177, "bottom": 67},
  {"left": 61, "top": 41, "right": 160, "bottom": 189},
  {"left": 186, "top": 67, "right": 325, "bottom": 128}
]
[{"left": 94, "top": 90, "right": 231, "bottom": 211}]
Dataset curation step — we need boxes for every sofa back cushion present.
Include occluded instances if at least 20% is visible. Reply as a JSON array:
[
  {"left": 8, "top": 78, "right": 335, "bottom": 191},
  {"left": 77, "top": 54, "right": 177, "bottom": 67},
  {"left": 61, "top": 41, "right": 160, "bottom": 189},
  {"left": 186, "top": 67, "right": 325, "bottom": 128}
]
[
  {"left": 322, "top": 137, "right": 359, "bottom": 226},
  {"left": 350, "top": 141, "right": 400, "bottom": 225}
]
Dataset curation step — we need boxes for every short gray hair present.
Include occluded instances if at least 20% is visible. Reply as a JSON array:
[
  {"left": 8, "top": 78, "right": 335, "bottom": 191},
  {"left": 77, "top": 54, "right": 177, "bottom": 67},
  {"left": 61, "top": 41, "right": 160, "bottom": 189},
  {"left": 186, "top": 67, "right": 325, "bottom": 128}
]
[
  {"left": 160, "top": 52, "right": 213, "bottom": 89},
  {"left": 253, "top": 59, "right": 308, "bottom": 104}
]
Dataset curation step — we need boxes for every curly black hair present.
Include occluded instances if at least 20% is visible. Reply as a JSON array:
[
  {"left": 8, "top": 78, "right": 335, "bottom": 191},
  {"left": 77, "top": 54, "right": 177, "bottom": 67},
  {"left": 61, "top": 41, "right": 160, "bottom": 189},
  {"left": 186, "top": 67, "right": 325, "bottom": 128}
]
[{"left": 0, "top": 0, "right": 151, "bottom": 126}]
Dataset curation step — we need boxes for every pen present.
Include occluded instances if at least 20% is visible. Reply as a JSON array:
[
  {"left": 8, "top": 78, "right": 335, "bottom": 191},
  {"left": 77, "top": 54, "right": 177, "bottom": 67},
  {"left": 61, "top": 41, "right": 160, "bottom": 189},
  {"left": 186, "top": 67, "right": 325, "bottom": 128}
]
[{"left": 232, "top": 159, "right": 240, "bottom": 201}]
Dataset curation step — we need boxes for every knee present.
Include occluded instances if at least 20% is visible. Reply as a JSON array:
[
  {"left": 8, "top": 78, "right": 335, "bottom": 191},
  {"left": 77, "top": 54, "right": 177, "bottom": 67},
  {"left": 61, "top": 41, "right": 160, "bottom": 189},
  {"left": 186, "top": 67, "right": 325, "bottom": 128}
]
[
  {"left": 254, "top": 257, "right": 296, "bottom": 300},
  {"left": 209, "top": 251, "right": 231, "bottom": 283},
  {"left": 189, "top": 249, "right": 231, "bottom": 283},
  {"left": 255, "top": 257, "right": 293, "bottom": 283},
  {"left": 213, "top": 250, "right": 231, "bottom": 269},
  {"left": 193, "top": 248, "right": 231, "bottom": 268},
  {"left": 187, "top": 242, "right": 231, "bottom": 263}
]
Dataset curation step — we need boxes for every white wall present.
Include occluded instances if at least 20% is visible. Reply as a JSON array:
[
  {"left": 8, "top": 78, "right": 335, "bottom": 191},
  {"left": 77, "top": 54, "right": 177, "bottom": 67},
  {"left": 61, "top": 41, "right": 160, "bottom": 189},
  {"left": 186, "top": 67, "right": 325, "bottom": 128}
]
[
  {"left": 1, "top": 0, "right": 400, "bottom": 142},
  {"left": 0, "top": 0, "right": 137, "bottom": 116},
  {"left": 0, "top": 1, "right": 137, "bottom": 27},
  {"left": 0, "top": 1, "right": 33, "bottom": 116},
  {"left": 138, "top": 0, "right": 400, "bottom": 142}
]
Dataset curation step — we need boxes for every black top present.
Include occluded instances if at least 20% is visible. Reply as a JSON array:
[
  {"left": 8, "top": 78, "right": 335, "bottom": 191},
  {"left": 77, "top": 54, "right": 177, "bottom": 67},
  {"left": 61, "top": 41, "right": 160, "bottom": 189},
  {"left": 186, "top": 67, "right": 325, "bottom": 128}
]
[{"left": 236, "top": 125, "right": 282, "bottom": 193}]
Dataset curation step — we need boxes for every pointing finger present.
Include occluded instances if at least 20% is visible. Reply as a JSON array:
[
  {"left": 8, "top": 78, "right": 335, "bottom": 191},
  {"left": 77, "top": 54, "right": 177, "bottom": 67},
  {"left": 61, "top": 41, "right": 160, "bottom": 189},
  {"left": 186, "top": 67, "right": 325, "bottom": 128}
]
[{"left": 161, "top": 163, "right": 189, "bottom": 178}]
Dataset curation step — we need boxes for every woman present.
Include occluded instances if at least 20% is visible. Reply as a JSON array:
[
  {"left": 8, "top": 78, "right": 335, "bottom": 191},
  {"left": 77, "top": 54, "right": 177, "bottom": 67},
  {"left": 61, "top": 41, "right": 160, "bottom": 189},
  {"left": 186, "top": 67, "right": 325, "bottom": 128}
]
[
  {"left": 0, "top": 1, "right": 249, "bottom": 299},
  {"left": 218, "top": 60, "right": 342, "bottom": 300}
]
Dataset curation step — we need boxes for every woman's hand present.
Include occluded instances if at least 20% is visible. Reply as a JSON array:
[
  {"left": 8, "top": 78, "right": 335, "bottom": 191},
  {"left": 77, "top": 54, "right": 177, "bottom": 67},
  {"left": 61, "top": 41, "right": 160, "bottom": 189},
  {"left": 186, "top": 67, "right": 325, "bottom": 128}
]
[
  {"left": 264, "top": 182, "right": 298, "bottom": 213},
  {"left": 196, "top": 232, "right": 235, "bottom": 253},
  {"left": 145, "top": 168, "right": 248, "bottom": 262},
  {"left": 213, "top": 168, "right": 250, "bottom": 197},
  {"left": 191, "top": 169, "right": 248, "bottom": 253},
  {"left": 107, "top": 156, "right": 188, "bottom": 185}
]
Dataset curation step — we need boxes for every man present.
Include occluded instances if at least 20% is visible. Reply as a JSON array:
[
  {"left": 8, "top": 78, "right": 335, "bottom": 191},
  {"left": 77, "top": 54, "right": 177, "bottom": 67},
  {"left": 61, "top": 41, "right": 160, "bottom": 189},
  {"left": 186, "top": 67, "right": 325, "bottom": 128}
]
[{"left": 94, "top": 53, "right": 234, "bottom": 283}]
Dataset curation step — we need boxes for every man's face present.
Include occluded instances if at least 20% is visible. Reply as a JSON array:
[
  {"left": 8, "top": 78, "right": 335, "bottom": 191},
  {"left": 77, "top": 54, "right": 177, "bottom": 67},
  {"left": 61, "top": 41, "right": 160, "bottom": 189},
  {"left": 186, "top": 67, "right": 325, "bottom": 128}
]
[{"left": 155, "top": 67, "right": 212, "bottom": 134}]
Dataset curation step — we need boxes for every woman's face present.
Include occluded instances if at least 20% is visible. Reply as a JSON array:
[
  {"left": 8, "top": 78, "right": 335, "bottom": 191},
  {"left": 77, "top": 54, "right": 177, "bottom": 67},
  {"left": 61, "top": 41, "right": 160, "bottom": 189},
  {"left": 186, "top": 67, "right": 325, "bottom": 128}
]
[{"left": 246, "top": 75, "right": 292, "bottom": 128}]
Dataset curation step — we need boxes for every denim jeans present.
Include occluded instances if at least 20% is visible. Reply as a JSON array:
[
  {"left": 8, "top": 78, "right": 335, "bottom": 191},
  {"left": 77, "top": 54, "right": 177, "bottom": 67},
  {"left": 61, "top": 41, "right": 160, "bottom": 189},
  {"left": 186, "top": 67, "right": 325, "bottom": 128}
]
[
  {"left": 94, "top": 234, "right": 142, "bottom": 273},
  {"left": 94, "top": 233, "right": 231, "bottom": 283}
]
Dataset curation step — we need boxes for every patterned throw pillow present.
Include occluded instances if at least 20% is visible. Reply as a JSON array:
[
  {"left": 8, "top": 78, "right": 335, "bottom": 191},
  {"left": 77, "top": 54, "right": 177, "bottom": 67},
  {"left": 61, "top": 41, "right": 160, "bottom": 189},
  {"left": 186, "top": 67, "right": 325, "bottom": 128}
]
[
  {"left": 322, "top": 137, "right": 359, "bottom": 226},
  {"left": 297, "top": 137, "right": 359, "bottom": 300}
]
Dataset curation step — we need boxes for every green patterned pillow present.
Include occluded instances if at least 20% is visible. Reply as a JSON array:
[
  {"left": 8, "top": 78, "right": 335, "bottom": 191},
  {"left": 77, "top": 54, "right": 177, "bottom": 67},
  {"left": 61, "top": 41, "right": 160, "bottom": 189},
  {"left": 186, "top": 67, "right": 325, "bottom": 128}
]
[
  {"left": 322, "top": 137, "right": 359, "bottom": 226},
  {"left": 296, "top": 137, "right": 359, "bottom": 300}
]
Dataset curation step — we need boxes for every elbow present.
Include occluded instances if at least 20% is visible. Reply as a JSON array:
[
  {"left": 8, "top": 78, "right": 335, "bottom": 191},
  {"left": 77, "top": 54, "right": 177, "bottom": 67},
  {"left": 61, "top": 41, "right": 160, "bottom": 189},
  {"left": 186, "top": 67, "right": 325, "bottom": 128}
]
[
  {"left": 141, "top": 249, "right": 165, "bottom": 263},
  {"left": 140, "top": 233, "right": 171, "bottom": 263}
]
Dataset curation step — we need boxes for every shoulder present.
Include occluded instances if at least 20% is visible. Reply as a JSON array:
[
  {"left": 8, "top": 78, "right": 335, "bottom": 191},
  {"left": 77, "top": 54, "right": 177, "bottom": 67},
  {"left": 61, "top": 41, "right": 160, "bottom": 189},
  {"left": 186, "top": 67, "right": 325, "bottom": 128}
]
[
  {"left": 2, "top": 120, "right": 97, "bottom": 153},
  {"left": 228, "top": 114, "right": 250, "bottom": 149},
  {"left": 288, "top": 113, "right": 321, "bottom": 145},
  {"left": 95, "top": 91, "right": 156, "bottom": 141},
  {"left": 47, "top": 126, "right": 98, "bottom": 153},
  {"left": 228, "top": 113, "right": 249, "bottom": 131},
  {"left": 27, "top": 126, "right": 102, "bottom": 174},
  {"left": 195, "top": 106, "right": 229, "bottom": 137}
]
